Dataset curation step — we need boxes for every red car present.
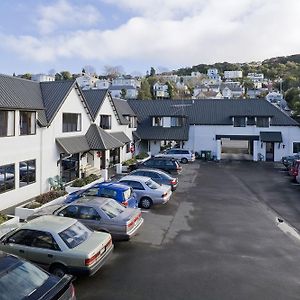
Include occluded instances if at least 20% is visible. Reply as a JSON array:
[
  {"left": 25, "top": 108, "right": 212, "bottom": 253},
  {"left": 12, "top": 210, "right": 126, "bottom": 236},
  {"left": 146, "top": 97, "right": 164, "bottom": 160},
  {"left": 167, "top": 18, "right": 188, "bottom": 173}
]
[{"left": 288, "top": 159, "right": 300, "bottom": 180}]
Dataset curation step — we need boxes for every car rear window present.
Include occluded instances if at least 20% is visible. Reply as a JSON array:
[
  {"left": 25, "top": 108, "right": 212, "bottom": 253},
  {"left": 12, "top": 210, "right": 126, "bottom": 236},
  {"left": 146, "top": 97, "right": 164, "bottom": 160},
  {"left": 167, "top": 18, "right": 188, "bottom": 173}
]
[
  {"left": 0, "top": 260, "right": 49, "bottom": 300},
  {"left": 145, "top": 179, "right": 160, "bottom": 189},
  {"left": 59, "top": 221, "right": 92, "bottom": 249},
  {"left": 123, "top": 188, "right": 132, "bottom": 201},
  {"left": 101, "top": 200, "right": 125, "bottom": 218}
]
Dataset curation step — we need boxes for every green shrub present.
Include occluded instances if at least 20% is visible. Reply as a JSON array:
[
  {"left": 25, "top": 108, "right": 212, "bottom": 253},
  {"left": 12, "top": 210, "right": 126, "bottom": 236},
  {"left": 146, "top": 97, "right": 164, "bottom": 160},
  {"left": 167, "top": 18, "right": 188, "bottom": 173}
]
[
  {"left": 71, "top": 174, "right": 100, "bottom": 187},
  {"left": 0, "top": 214, "right": 9, "bottom": 224},
  {"left": 71, "top": 178, "right": 86, "bottom": 187},
  {"left": 24, "top": 190, "right": 68, "bottom": 208},
  {"left": 123, "top": 158, "right": 137, "bottom": 166},
  {"left": 135, "top": 152, "right": 149, "bottom": 160}
]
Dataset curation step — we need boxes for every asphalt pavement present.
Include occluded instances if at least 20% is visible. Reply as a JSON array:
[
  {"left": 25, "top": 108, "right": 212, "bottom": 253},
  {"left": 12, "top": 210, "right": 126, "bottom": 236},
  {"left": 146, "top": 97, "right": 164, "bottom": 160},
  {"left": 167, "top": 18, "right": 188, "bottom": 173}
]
[{"left": 74, "top": 160, "right": 300, "bottom": 300}]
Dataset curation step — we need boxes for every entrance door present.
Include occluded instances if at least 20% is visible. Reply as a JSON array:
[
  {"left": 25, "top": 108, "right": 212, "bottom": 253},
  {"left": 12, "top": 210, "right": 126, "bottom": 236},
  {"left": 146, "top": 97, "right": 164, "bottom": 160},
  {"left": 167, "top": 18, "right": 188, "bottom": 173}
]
[{"left": 266, "top": 142, "right": 274, "bottom": 161}]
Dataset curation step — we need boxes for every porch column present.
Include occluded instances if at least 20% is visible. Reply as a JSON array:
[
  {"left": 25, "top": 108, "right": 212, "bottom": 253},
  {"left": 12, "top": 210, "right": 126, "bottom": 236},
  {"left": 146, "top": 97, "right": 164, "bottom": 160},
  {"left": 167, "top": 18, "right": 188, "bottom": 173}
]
[
  {"left": 216, "top": 140, "right": 221, "bottom": 160},
  {"left": 253, "top": 140, "right": 259, "bottom": 161}
]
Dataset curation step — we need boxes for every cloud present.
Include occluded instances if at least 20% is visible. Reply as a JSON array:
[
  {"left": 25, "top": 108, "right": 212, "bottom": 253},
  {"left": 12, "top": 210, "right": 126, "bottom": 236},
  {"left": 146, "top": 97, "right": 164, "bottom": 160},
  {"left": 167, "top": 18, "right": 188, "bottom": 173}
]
[
  {"left": 36, "top": 0, "right": 101, "bottom": 34},
  {"left": 1, "top": 0, "right": 300, "bottom": 71}
]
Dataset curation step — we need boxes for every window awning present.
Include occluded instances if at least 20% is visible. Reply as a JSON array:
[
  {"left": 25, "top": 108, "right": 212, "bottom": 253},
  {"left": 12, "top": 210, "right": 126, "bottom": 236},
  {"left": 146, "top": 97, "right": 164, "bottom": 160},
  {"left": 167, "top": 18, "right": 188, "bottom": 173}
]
[
  {"left": 260, "top": 131, "right": 282, "bottom": 142},
  {"left": 56, "top": 136, "right": 90, "bottom": 154},
  {"left": 110, "top": 131, "right": 131, "bottom": 144}
]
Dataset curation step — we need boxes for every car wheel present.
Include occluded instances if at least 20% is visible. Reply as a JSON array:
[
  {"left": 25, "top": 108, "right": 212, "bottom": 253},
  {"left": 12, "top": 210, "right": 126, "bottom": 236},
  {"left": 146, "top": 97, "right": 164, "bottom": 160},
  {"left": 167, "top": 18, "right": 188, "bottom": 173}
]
[
  {"left": 50, "top": 264, "right": 67, "bottom": 278},
  {"left": 181, "top": 157, "right": 188, "bottom": 164},
  {"left": 139, "top": 197, "right": 152, "bottom": 209}
]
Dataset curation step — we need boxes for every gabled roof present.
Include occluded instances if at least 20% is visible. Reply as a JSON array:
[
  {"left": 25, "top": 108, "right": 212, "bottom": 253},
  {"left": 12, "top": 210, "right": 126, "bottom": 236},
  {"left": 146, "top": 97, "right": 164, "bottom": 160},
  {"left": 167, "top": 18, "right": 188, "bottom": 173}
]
[
  {"left": 40, "top": 80, "right": 79, "bottom": 124},
  {"left": 85, "top": 124, "right": 124, "bottom": 150},
  {"left": 82, "top": 89, "right": 108, "bottom": 121},
  {"left": 109, "top": 85, "right": 136, "bottom": 90},
  {"left": 111, "top": 98, "right": 136, "bottom": 125},
  {"left": 0, "top": 74, "right": 44, "bottom": 110}
]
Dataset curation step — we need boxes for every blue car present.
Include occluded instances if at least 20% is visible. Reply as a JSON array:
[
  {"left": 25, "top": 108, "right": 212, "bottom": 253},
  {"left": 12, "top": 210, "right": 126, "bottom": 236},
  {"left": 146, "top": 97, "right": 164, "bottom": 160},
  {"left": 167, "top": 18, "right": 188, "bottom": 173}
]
[{"left": 65, "top": 182, "right": 138, "bottom": 208}]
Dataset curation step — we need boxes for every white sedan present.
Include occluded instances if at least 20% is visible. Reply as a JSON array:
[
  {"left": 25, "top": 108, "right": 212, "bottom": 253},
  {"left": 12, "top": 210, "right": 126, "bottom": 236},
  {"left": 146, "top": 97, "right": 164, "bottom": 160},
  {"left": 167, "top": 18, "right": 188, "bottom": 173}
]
[{"left": 119, "top": 175, "right": 172, "bottom": 209}]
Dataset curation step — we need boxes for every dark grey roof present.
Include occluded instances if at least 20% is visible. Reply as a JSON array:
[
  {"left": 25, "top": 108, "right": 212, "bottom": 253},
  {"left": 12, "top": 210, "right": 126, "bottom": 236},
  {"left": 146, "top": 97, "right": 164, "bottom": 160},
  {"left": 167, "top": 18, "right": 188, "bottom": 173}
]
[
  {"left": 260, "top": 131, "right": 282, "bottom": 142},
  {"left": 85, "top": 124, "right": 124, "bottom": 150},
  {"left": 40, "top": 80, "right": 77, "bottom": 124},
  {"left": 56, "top": 136, "right": 90, "bottom": 154},
  {"left": 111, "top": 98, "right": 136, "bottom": 125},
  {"left": 0, "top": 74, "right": 44, "bottom": 110},
  {"left": 128, "top": 99, "right": 190, "bottom": 141},
  {"left": 109, "top": 85, "right": 136, "bottom": 90},
  {"left": 82, "top": 89, "right": 108, "bottom": 120},
  {"left": 133, "top": 131, "right": 141, "bottom": 141},
  {"left": 110, "top": 131, "right": 131, "bottom": 143}
]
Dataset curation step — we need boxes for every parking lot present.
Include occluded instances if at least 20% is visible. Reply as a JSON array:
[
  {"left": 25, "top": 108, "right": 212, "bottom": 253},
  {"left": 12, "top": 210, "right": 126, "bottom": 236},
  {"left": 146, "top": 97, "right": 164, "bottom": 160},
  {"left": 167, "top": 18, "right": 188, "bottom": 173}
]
[{"left": 74, "top": 161, "right": 300, "bottom": 300}]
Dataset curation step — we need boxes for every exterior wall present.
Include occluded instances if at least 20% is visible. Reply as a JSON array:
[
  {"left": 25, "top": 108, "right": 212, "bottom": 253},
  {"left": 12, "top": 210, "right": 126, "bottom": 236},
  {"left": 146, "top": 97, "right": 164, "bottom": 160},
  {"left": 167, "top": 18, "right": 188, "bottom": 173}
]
[
  {"left": 40, "top": 88, "right": 92, "bottom": 192},
  {"left": 149, "top": 140, "right": 161, "bottom": 155},
  {"left": 184, "top": 125, "right": 300, "bottom": 162},
  {"left": 224, "top": 71, "right": 243, "bottom": 79},
  {"left": 0, "top": 111, "right": 42, "bottom": 210}
]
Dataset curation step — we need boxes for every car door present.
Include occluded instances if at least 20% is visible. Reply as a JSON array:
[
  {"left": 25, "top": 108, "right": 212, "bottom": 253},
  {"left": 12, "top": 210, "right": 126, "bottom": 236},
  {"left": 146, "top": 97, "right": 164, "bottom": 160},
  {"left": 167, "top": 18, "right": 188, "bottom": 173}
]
[
  {"left": 28, "top": 230, "right": 62, "bottom": 269},
  {"left": 144, "top": 171, "right": 162, "bottom": 185},
  {"left": 0, "top": 229, "right": 34, "bottom": 260},
  {"left": 77, "top": 206, "right": 104, "bottom": 232},
  {"left": 121, "top": 180, "right": 145, "bottom": 200}
]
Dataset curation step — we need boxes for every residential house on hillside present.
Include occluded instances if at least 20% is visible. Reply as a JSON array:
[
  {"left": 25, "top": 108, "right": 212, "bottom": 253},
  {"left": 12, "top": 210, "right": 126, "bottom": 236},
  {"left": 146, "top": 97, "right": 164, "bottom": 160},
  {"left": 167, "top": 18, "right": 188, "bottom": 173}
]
[
  {"left": 0, "top": 75, "right": 136, "bottom": 210},
  {"left": 109, "top": 85, "right": 138, "bottom": 99},
  {"left": 128, "top": 99, "right": 300, "bottom": 163},
  {"left": 153, "top": 82, "right": 170, "bottom": 99},
  {"left": 224, "top": 70, "right": 243, "bottom": 79},
  {"left": 31, "top": 74, "right": 55, "bottom": 82}
]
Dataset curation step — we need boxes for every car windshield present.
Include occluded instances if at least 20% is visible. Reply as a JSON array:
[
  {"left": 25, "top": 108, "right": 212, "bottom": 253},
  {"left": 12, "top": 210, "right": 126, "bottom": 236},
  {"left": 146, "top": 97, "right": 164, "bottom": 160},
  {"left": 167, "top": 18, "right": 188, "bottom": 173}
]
[
  {"left": 145, "top": 179, "right": 160, "bottom": 189},
  {"left": 101, "top": 200, "right": 125, "bottom": 219},
  {"left": 123, "top": 188, "right": 132, "bottom": 200},
  {"left": 59, "top": 221, "right": 92, "bottom": 249},
  {"left": 0, "top": 260, "right": 49, "bottom": 300}
]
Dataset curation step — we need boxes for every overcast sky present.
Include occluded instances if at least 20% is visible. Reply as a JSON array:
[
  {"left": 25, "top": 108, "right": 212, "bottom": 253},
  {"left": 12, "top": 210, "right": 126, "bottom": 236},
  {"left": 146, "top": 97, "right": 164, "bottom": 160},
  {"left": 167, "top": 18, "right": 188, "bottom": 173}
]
[{"left": 0, "top": 0, "right": 299, "bottom": 76}]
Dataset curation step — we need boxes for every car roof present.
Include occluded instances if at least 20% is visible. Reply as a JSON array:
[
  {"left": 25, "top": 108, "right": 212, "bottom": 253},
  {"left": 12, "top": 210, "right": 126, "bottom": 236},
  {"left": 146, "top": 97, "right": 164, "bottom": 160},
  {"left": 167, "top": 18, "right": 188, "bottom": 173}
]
[
  {"left": 95, "top": 181, "right": 130, "bottom": 191},
  {"left": 0, "top": 252, "right": 20, "bottom": 273},
  {"left": 120, "top": 175, "right": 151, "bottom": 182},
  {"left": 148, "top": 157, "right": 176, "bottom": 161},
  {"left": 71, "top": 196, "right": 113, "bottom": 206},
  {"left": 23, "top": 215, "right": 76, "bottom": 232},
  {"left": 131, "top": 168, "right": 169, "bottom": 175}
]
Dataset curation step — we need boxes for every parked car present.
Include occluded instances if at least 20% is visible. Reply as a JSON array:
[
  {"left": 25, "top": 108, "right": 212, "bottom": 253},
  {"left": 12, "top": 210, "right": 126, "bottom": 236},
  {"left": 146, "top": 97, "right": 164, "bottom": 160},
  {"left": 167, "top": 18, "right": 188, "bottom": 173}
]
[
  {"left": 288, "top": 159, "right": 300, "bottom": 181},
  {"left": 0, "top": 215, "right": 113, "bottom": 277},
  {"left": 129, "top": 168, "right": 178, "bottom": 191},
  {"left": 282, "top": 154, "right": 300, "bottom": 169},
  {"left": 155, "top": 148, "right": 195, "bottom": 164},
  {"left": 65, "top": 182, "right": 138, "bottom": 208},
  {"left": 0, "top": 251, "right": 76, "bottom": 300},
  {"left": 119, "top": 175, "right": 172, "bottom": 209},
  {"left": 132, "top": 157, "right": 182, "bottom": 175},
  {"left": 28, "top": 197, "right": 144, "bottom": 241}
]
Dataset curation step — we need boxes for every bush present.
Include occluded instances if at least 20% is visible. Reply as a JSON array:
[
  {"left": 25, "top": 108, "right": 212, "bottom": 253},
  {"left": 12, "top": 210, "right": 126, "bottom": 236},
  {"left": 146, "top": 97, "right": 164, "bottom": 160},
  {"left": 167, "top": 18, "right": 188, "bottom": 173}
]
[
  {"left": 71, "top": 174, "right": 100, "bottom": 187},
  {"left": 0, "top": 214, "right": 9, "bottom": 224},
  {"left": 24, "top": 190, "right": 67, "bottom": 209},
  {"left": 135, "top": 152, "right": 149, "bottom": 160},
  {"left": 123, "top": 158, "right": 137, "bottom": 166}
]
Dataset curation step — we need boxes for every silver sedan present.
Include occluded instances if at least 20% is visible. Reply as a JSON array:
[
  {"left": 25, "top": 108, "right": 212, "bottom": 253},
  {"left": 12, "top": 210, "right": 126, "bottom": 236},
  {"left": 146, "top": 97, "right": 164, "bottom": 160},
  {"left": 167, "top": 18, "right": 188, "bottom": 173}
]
[
  {"left": 27, "top": 197, "right": 144, "bottom": 241},
  {"left": 119, "top": 175, "right": 172, "bottom": 209}
]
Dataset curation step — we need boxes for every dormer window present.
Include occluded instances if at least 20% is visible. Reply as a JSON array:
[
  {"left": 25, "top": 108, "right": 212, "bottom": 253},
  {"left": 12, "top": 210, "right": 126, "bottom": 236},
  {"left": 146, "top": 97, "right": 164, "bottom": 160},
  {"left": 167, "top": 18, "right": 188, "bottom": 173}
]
[
  {"left": 100, "top": 115, "right": 111, "bottom": 130},
  {"left": 171, "top": 117, "right": 183, "bottom": 127},
  {"left": 233, "top": 117, "right": 246, "bottom": 127},
  {"left": 247, "top": 117, "right": 255, "bottom": 126},
  {"left": 153, "top": 117, "right": 163, "bottom": 127},
  {"left": 20, "top": 111, "right": 36, "bottom": 135},
  {"left": 256, "top": 117, "right": 269, "bottom": 127},
  {"left": 0, "top": 110, "right": 14, "bottom": 137}
]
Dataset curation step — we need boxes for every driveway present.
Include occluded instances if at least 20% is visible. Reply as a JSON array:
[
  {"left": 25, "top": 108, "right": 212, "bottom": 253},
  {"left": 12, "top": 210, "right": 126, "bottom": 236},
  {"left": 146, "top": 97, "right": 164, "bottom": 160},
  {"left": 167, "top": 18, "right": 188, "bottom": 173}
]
[{"left": 74, "top": 161, "right": 300, "bottom": 300}]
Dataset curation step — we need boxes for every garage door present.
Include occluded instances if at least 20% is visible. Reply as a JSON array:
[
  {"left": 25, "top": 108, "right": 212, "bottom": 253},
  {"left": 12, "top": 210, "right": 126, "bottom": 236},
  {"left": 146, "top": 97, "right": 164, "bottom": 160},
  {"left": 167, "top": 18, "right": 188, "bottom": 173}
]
[{"left": 221, "top": 138, "right": 252, "bottom": 160}]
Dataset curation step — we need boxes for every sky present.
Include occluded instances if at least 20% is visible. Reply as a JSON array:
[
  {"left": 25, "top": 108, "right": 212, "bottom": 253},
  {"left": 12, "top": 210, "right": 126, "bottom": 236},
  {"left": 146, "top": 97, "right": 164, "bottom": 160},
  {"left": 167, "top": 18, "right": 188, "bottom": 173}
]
[{"left": 0, "top": 0, "right": 299, "bottom": 76}]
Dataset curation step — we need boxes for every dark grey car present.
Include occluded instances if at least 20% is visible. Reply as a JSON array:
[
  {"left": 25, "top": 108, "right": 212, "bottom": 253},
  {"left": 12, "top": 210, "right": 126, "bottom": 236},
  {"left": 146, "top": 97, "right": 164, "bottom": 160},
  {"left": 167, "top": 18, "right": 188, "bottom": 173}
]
[
  {"left": 129, "top": 168, "right": 179, "bottom": 191},
  {"left": 27, "top": 197, "right": 144, "bottom": 241}
]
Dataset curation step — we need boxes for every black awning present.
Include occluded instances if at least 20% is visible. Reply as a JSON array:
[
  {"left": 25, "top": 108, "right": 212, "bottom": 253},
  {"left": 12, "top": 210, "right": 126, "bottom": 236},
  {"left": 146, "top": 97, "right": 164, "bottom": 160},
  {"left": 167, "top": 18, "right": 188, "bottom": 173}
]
[
  {"left": 56, "top": 136, "right": 90, "bottom": 154},
  {"left": 260, "top": 131, "right": 282, "bottom": 142}
]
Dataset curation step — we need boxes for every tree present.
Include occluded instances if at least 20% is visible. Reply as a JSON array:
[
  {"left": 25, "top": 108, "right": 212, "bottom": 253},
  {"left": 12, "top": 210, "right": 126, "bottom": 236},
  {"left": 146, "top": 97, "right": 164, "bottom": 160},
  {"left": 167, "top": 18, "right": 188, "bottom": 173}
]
[
  {"left": 137, "top": 79, "right": 152, "bottom": 100},
  {"left": 120, "top": 88, "right": 127, "bottom": 99},
  {"left": 150, "top": 67, "right": 156, "bottom": 77},
  {"left": 21, "top": 73, "right": 32, "bottom": 80},
  {"left": 60, "top": 71, "right": 72, "bottom": 80},
  {"left": 103, "top": 65, "right": 124, "bottom": 79},
  {"left": 166, "top": 81, "right": 174, "bottom": 99}
]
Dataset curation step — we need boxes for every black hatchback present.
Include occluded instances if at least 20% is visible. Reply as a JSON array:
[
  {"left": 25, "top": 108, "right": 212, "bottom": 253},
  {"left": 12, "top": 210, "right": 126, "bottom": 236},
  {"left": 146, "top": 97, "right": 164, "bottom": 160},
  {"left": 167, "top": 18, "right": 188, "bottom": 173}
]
[
  {"left": 133, "top": 157, "right": 182, "bottom": 175},
  {"left": 0, "top": 251, "right": 76, "bottom": 300}
]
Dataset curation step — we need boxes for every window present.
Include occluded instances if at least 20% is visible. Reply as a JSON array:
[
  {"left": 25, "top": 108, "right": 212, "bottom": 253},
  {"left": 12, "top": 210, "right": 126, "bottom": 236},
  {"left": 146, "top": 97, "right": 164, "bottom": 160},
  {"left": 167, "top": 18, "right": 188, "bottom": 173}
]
[
  {"left": 233, "top": 117, "right": 246, "bottom": 127},
  {"left": 100, "top": 115, "right": 111, "bottom": 129},
  {"left": 78, "top": 206, "right": 101, "bottom": 221},
  {"left": 31, "top": 231, "right": 60, "bottom": 251},
  {"left": 99, "top": 188, "right": 117, "bottom": 199},
  {"left": 81, "top": 188, "right": 99, "bottom": 197},
  {"left": 62, "top": 113, "right": 81, "bottom": 132},
  {"left": 171, "top": 117, "right": 183, "bottom": 127},
  {"left": 0, "top": 164, "right": 15, "bottom": 194},
  {"left": 7, "top": 229, "right": 34, "bottom": 246},
  {"left": 293, "top": 142, "right": 300, "bottom": 153},
  {"left": 0, "top": 111, "right": 14, "bottom": 137},
  {"left": 153, "top": 117, "right": 163, "bottom": 127},
  {"left": 247, "top": 117, "right": 255, "bottom": 126},
  {"left": 19, "top": 160, "right": 36, "bottom": 187},
  {"left": 131, "top": 116, "right": 137, "bottom": 128},
  {"left": 59, "top": 205, "right": 79, "bottom": 218},
  {"left": 101, "top": 200, "right": 125, "bottom": 219},
  {"left": 20, "top": 111, "right": 36, "bottom": 135},
  {"left": 256, "top": 117, "right": 269, "bottom": 127}
]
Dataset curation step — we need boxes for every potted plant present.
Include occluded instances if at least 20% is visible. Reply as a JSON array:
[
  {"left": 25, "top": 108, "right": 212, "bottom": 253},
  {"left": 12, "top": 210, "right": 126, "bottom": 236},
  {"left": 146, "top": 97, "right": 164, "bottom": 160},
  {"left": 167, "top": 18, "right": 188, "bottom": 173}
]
[
  {"left": 15, "top": 190, "right": 67, "bottom": 221},
  {"left": 65, "top": 174, "right": 103, "bottom": 194}
]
